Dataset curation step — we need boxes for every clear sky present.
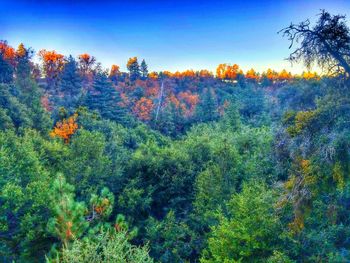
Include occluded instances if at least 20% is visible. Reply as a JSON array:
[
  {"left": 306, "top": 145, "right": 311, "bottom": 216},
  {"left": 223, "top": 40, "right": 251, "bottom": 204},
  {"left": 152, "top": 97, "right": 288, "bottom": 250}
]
[{"left": 1, "top": 0, "right": 350, "bottom": 73}]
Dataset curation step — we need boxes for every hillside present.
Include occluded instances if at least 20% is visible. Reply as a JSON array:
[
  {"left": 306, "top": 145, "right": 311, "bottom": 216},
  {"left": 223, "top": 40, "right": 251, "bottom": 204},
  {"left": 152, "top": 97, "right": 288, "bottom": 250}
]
[{"left": 1, "top": 9, "right": 350, "bottom": 263}]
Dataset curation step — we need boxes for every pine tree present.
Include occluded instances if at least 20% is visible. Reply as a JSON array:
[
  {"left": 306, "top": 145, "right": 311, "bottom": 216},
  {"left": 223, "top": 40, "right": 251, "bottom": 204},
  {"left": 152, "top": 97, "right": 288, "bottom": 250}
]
[
  {"left": 155, "top": 103, "right": 177, "bottom": 136},
  {"left": 15, "top": 43, "right": 32, "bottom": 87},
  {"left": 48, "top": 174, "right": 89, "bottom": 247},
  {"left": 59, "top": 55, "right": 82, "bottom": 96},
  {"left": 221, "top": 101, "right": 241, "bottom": 130},
  {"left": 127, "top": 57, "right": 140, "bottom": 81},
  {"left": 85, "top": 72, "right": 129, "bottom": 125},
  {"left": 0, "top": 53, "right": 13, "bottom": 83},
  {"left": 140, "top": 59, "right": 149, "bottom": 79},
  {"left": 196, "top": 88, "right": 218, "bottom": 122},
  {"left": 56, "top": 55, "right": 83, "bottom": 111}
]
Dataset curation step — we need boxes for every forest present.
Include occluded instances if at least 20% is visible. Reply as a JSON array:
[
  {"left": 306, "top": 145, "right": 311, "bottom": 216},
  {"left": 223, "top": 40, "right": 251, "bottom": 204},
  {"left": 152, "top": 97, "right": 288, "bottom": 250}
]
[{"left": 1, "top": 10, "right": 350, "bottom": 262}]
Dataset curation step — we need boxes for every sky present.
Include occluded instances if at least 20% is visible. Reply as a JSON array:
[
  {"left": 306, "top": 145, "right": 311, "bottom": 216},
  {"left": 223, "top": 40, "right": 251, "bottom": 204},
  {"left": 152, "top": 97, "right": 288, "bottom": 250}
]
[{"left": 1, "top": 0, "right": 350, "bottom": 74}]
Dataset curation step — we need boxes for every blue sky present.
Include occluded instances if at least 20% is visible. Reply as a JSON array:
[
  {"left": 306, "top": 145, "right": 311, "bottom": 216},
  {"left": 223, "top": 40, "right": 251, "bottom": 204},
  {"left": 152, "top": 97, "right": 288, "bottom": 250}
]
[{"left": 1, "top": 0, "right": 350, "bottom": 73}]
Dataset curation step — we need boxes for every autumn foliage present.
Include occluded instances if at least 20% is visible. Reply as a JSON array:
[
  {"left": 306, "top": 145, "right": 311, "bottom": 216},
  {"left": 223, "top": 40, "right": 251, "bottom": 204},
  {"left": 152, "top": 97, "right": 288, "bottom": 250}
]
[
  {"left": 133, "top": 97, "right": 154, "bottom": 121},
  {"left": 50, "top": 114, "right": 79, "bottom": 143},
  {"left": 78, "top": 53, "right": 96, "bottom": 74},
  {"left": 109, "top": 64, "right": 120, "bottom": 77},
  {"left": 0, "top": 41, "right": 16, "bottom": 65},
  {"left": 245, "top": 68, "right": 259, "bottom": 80},
  {"left": 38, "top": 49, "right": 65, "bottom": 84},
  {"left": 216, "top": 63, "right": 242, "bottom": 80}
]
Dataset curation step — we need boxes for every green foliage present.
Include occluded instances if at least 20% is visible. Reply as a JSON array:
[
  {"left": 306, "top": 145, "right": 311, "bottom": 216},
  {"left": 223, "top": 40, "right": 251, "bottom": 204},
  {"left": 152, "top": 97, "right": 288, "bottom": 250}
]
[
  {"left": 85, "top": 72, "right": 130, "bottom": 125},
  {"left": 59, "top": 55, "right": 82, "bottom": 96},
  {"left": 47, "top": 174, "right": 89, "bottom": 247},
  {"left": 55, "top": 55, "right": 82, "bottom": 111},
  {"left": 61, "top": 129, "right": 113, "bottom": 197},
  {"left": 201, "top": 182, "right": 284, "bottom": 263},
  {"left": 146, "top": 211, "right": 197, "bottom": 262},
  {"left": 0, "top": 53, "right": 13, "bottom": 83},
  {"left": 53, "top": 229, "right": 153, "bottom": 263},
  {"left": 89, "top": 187, "right": 115, "bottom": 221},
  {"left": 196, "top": 88, "right": 218, "bottom": 122},
  {"left": 1, "top": 33, "right": 350, "bottom": 263},
  {"left": 140, "top": 59, "right": 149, "bottom": 79},
  {"left": 127, "top": 57, "right": 141, "bottom": 81},
  {"left": 0, "top": 130, "right": 52, "bottom": 262}
]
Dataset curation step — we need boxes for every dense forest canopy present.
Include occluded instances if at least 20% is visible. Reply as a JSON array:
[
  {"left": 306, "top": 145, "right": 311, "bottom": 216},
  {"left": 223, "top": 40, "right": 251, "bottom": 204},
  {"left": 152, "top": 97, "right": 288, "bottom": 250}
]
[{"left": 1, "top": 10, "right": 350, "bottom": 263}]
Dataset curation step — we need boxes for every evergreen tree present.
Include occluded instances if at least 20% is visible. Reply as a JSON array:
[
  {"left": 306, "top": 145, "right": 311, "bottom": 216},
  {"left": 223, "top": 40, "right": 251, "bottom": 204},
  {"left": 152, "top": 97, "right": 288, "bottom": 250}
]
[
  {"left": 127, "top": 57, "right": 140, "bottom": 81},
  {"left": 15, "top": 43, "right": 32, "bottom": 87},
  {"left": 59, "top": 55, "right": 82, "bottom": 97},
  {"left": 221, "top": 101, "right": 241, "bottom": 131},
  {"left": 47, "top": 174, "right": 89, "bottom": 247},
  {"left": 154, "top": 103, "right": 178, "bottom": 137},
  {"left": 140, "top": 59, "right": 149, "bottom": 79},
  {"left": 57, "top": 229, "right": 153, "bottom": 263},
  {"left": 196, "top": 88, "right": 218, "bottom": 122},
  {"left": 0, "top": 130, "right": 52, "bottom": 261},
  {"left": 201, "top": 182, "right": 285, "bottom": 263},
  {"left": 55, "top": 55, "right": 83, "bottom": 111},
  {"left": 85, "top": 72, "right": 129, "bottom": 125},
  {"left": 0, "top": 54, "right": 13, "bottom": 84}
]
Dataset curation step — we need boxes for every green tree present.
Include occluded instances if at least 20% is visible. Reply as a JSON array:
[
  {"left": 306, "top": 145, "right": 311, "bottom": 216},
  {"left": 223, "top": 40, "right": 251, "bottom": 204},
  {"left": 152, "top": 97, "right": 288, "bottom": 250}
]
[
  {"left": 62, "top": 130, "right": 112, "bottom": 198},
  {"left": 47, "top": 174, "right": 89, "bottom": 247},
  {"left": 140, "top": 59, "right": 149, "bottom": 79},
  {"left": 196, "top": 88, "right": 218, "bottom": 122},
  {"left": 0, "top": 53, "right": 13, "bottom": 83},
  {"left": 15, "top": 43, "right": 32, "bottom": 89},
  {"left": 127, "top": 57, "right": 140, "bottom": 81},
  {"left": 201, "top": 182, "right": 284, "bottom": 263},
  {"left": 146, "top": 211, "right": 197, "bottom": 262},
  {"left": 59, "top": 56, "right": 82, "bottom": 96},
  {"left": 54, "top": 229, "right": 153, "bottom": 263},
  {"left": 85, "top": 72, "right": 129, "bottom": 125},
  {"left": 0, "top": 130, "right": 52, "bottom": 262}
]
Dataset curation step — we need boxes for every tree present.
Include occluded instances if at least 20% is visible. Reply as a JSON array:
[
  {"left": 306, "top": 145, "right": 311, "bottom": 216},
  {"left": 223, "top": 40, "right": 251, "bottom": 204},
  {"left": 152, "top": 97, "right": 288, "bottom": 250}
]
[
  {"left": 127, "top": 57, "right": 140, "bottom": 81},
  {"left": 245, "top": 68, "right": 259, "bottom": 81},
  {"left": 38, "top": 49, "right": 65, "bottom": 90},
  {"left": 50, "top": 113, "right": 79, "bottom": 144},
  {"left": 133, "top": 97, "right": 154, "bottom": 121},
  {"left": 56, "top": 55, "right": 83, "bottom": 111},
  {"left": 58, "top": 55, "right": 82, "bottom": 96},
  {"left": 221, "top": 101, "right": 241, "bottom": 131},
  {"left": 146, "top": 211, "right": 197, "bottom": 262},
  {"left": 0, "top": 40, "right": 16, "bottom": 65},
  {"left": 278, "top": 69, "right": 292, "bottom": 81},
  {"left": 0, "top": 130, "right": 52, "bottom": 261},
  {"left": 47, "top": 174, "right": 89, "bottom": 247},
  {"left": 140, "top": 59, "right": 149, "bottom": 79},
  {"left": 62, "top": 130, "right": 115, "bottom": 198},
  {"left": 109, "top": 64, "right": 121, "bottom": 84},
  {"left": 78, "top": 53, "right": 96, "bottom": 75},
  {"left": 0, "top": 53, "right": 13, "bottom": 83},
  {"left": 85, "top": 72, "right": 129, "bottom": 124},
  {"left": 78, "top": 53, "right": 96, "bottom": 89},
  {"left": 196, "top": 88, "right": 218, "bottom": 122},
  {"left": 281, "top": 10, "right": 350, "bottom": 77},
  {"left": 15, "top": 43, "right": 33, "bottom": 86},
  {"left": 55, "top": 229, "right": 153, "bottom": 263},
  {"left": 201, "top": 182, "right": 284, "bottom": 263},
  {"left": 216, "top": 63, "right": 241, "bottom": 80}
]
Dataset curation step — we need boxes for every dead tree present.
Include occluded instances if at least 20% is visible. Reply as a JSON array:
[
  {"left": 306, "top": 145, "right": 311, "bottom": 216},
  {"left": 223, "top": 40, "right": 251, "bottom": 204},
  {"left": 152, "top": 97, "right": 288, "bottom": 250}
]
[
  {"left": 280, "top": 10, "right": 350, "bottom": 77},
  {"left": 155, "top": 80, "right": 164, "bottom": 121}
]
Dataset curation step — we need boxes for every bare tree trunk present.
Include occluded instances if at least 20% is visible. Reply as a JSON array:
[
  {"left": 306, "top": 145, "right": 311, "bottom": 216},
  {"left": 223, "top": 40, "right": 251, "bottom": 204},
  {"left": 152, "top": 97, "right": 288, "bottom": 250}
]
[{"left": 155, "top": 80, "right": 164, "bottom": 122}]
